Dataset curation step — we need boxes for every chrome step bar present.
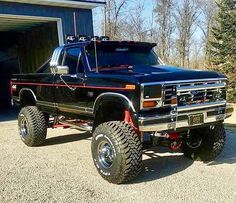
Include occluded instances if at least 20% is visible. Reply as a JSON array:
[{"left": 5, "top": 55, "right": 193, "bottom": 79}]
[{"left": 59, "top": 120, "right": 93, "bottom": 132}]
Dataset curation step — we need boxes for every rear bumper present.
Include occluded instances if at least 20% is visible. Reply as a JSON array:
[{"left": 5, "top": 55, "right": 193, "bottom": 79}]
[{"left": 138, "top": 103, "right": 234, "bottom": 132}]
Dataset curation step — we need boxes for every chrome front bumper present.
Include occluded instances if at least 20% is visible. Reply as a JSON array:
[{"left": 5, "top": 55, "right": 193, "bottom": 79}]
[{"left": 138, "top": 103, "right": 234, "bottom": 132}]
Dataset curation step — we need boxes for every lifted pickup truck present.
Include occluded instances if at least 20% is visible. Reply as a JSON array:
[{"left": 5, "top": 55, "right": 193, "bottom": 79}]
[{"left": 11, "top": 38, "right": 234, "bottom": 184}]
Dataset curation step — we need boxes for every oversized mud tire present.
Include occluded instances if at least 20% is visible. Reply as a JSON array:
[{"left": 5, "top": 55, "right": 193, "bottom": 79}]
[
  {"left": 91, "top": 121, "right": 142, "bottom": 184},
  {"left": 182, "top": 123, "right": 226, "bottom": 162},
  {"left": 18, "top": 106, "right": 47, "bottom": 147}
]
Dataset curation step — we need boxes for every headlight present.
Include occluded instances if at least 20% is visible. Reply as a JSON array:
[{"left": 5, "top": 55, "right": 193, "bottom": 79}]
[{"left": 141, "top": 84, "right": 163, "bottom": 109}]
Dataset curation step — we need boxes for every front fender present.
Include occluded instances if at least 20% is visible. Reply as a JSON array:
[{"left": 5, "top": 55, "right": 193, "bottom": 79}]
[{"left": 93, "top": 92, "right": 136, "bottom": 115}]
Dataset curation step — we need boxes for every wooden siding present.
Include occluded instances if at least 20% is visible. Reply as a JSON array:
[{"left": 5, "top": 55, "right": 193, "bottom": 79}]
[
  {"left": 0, "top": 23, "right": 59, "bottom": 73},
  {"left": 17, "top": 23, "right": 59, "bottom": 73},
  {"left": 0, "top": 1, "right": 94, "bottom": 36}
]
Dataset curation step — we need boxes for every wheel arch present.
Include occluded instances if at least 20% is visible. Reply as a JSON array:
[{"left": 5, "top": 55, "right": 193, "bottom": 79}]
[
  {"left": 93, "top": 92, "right": 136, "bottom": 115},
  {"left": 19, "top": 88, "right": 37, "bottom": 107},
  {"left": 92, "top": 93, "right": 137, "bottom": 130}
]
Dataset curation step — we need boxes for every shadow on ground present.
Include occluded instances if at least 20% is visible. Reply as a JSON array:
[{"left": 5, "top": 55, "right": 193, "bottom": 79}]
[
  {"left": 133, "top": 126, "right": 236, "bottom": 183},
  {"left": 43, "top": 132, "right": 92, "bottom": 146},
  {"left": 132, "top": 147, "right": 194, "bottom": 184},
  {"left": 0, "top": 106, "right": 19, "bottom": 122}
]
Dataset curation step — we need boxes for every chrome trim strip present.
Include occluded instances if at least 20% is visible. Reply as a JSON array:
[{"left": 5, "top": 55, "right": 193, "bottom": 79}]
[
  {"left": 139, "top": 115, "right": 225, "bottom": 132},
  {"left": 12, "top": 96, "right": 20, "bottom": 102},
  {"left": 37, "top": 101, "right": 93, "bottom": 115},
  {"left": 50, "top": 46, "right": 64, "bottom": 67},
  {"left": 139, "top": 106, "right": 226, "bottom": 122},
  {"left": 177, "top": 101, "right": 226, "bottom": 112},
  {"left": 177, "top": 83, "right": 226, "bottom": 92},
  {"left": 93, "top": 92, "right": 136, "bottom": 113},
  {"left": 12, "top": 96, "right": 18, "bottom": 99},
  {"left": 138, "top": 105, "right": 228, "bottom": 132},
  {"left": 37, "top": 100, "right": 57, "bottom": 108},
  {"left": 19, "top": 88, "right": 37, "bottom": 102},
  {"left": 139, "top": 114, "right": 172, "bottom": 122},
  {"left": 58, "top": 104, "right": 93, "bottom": 115},
  {"left": 141, "top": 78, "right": 227, "bottom": 86}
]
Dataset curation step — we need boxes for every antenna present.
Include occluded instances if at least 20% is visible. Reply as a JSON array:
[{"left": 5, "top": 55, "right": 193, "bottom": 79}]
[
  {"left": 73, "top": 12, "right": 77, "bottom": 36},
  {"left": 92, "top": 37, "right": 99, "bottom": 73}
]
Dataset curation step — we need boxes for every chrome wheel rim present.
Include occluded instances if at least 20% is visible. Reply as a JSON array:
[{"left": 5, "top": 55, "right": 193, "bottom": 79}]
[
  {"left": 19, "top": 115, "right": 29, "bottom": 139},
  {"left": 97, "top": 141, "right": 114, "bottom": 169}
]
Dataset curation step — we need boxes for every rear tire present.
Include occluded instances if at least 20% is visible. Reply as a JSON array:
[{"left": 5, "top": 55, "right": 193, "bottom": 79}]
[
  {"left": 18, "top": 106, "right": 47, "bottom": 147},
  {"left": 91, "top": 121, "right": 142, "bottom": 184},
  {"left": 182, "top": 123, "right": 226, "bottom": 162}
]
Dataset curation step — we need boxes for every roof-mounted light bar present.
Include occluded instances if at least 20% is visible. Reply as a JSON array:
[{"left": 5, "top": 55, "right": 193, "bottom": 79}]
[{"left": 66, "top": 35, "right": 110, "bottom": 44}]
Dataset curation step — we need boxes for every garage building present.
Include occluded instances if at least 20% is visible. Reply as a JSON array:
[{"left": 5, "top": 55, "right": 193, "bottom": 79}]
[{"left": 0, "top": 0, "right": 105, "bottom": 106}]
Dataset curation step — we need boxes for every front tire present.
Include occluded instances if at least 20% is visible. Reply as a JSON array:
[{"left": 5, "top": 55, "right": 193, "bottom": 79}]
[
  {"left": 91, "top": 121, "right": 142, "bottom": 184},
  {"left": 18, "top": 106, "right": 47, "bottom": 147},
  {"left": 182, "top": 123, "right": 226, "bottom": 162}
]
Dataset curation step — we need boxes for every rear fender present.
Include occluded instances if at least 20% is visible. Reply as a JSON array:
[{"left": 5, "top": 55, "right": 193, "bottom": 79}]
[{"left": 19, "top": 88, "right": 37, "bottom": 106}]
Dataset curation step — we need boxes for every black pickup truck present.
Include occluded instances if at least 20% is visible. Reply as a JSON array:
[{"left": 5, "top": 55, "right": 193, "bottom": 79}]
[{"left": 11, "top": 38, "right": 234, "bottom": 184}]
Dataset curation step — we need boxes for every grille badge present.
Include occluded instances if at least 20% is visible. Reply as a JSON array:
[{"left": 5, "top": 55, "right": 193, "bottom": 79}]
[{"left": 190, "top": 90, "right": 199, "bottom": 96}]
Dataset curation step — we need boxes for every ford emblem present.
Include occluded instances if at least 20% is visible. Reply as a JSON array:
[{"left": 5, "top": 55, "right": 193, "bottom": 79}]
[{"left": 191, "top": 90, "right": 199, "bottom": 96}]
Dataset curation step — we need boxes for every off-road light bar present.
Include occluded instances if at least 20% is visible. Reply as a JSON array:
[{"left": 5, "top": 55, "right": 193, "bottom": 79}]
[{"left": 66, "top": 35, "right": 110, "bottom": 43}]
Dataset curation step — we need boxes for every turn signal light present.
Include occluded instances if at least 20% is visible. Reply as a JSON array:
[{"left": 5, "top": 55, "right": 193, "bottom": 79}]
[
  {"left": 143, "top": 101, "right": 158, "bottom": 108},
  {"left": 125, "top": 84, "right": 136, "bottom": 90}
]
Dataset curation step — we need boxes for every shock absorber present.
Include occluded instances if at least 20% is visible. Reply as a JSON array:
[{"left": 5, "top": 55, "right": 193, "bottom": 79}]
[
  {"left": 153, "top": 131, "right": 183, "bottom": 151},
  {"left": 168, "top": 132, "right": 182, "bottom": 151},
  {"left": 124, "top": 109, "right": 140, "bottom": 134}
]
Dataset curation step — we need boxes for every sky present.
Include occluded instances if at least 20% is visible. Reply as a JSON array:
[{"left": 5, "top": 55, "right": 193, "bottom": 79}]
[
  {"left": 92, "top": 0, "right": 156, "bottom": 35},
  {"left": 92, "top": 0, "right": 203, "bottom": 45}
]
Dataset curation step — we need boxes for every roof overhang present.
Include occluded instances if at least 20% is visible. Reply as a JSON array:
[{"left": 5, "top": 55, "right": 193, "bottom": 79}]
[{"left": 0, "top": 0, "right": 105, "bottom": 9}]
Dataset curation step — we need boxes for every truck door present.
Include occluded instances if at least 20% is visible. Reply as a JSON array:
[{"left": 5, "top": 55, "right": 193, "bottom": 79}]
[{"left": 54, "top": 46, "right": 89, "bottom": 116}]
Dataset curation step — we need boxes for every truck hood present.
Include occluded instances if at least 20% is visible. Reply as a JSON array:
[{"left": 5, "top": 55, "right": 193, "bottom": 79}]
[{"left": 93, "top": 65, "right": 224, "bottom": 83}]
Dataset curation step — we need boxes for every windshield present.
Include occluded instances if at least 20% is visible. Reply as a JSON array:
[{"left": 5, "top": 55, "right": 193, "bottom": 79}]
[{"left": 86, "top": 44, "right": 159, "bottom": 71}]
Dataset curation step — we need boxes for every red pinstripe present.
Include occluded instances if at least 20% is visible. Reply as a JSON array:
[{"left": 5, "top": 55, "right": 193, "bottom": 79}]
[{"left": 11, "top": 81, "right": 134, "bottom": 91}]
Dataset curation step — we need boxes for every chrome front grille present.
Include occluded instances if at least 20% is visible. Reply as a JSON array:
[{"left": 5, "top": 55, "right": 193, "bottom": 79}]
[
  {"left": 163, "top": 85, "right": 176, "bottom": 106},
  {"left": 163, "top": 80, "right": 227, "bottom": 107}
]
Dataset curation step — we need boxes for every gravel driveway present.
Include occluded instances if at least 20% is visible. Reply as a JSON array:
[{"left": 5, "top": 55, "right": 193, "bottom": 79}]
[{"left": 0, "top": 120, "right": 235, "bottom": 203}]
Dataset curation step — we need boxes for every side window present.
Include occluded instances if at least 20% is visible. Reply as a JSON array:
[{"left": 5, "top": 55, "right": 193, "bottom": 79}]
[{"left": 63, "top": 47, "right": 84, "bottom": 74}]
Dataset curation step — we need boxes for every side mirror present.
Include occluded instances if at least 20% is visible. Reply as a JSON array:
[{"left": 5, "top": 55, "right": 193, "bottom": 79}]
[{"left": 51, "top": 66, "right": 69, "bottom": 75}]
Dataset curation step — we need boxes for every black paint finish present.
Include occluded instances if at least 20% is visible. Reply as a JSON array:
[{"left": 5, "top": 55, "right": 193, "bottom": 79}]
[{"left": 11, "top": 41, "right": 226, "bottom": 126}]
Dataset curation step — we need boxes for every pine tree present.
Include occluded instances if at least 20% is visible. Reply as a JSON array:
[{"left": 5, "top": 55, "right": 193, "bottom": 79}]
[{"left": 209, "top": 0, "right": 236, "bottom": 101}]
